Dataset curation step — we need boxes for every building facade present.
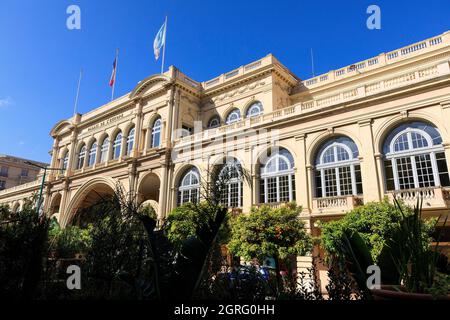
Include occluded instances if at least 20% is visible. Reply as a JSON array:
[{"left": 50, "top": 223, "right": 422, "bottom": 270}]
[
  {"left": 0, "top": 154, "right": 47, "bottom": 192},
  {"left": 1, "top": 31, "right": 450, "bottom": 281}
]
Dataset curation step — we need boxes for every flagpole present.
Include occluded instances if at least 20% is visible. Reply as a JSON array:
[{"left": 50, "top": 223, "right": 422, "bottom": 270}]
[
  {"left": 73, "top": 68, "right": 83, "bottom": 116},
  {"left": 111, "top": 48, "right": 119, "bottom": 101},
  {"left": 161, "top": 16, "right": 167, "bottom": 74}
]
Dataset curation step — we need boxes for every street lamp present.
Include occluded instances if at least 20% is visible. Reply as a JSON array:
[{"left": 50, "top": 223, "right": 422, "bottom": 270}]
[{"left": 25, "top": 161, "right": 63, "bottom": 215}]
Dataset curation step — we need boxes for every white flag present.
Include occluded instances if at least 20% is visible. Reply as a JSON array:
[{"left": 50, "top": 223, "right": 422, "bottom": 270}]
[{"left": 153, "top": 20, "right": 166, "bottom": 60}]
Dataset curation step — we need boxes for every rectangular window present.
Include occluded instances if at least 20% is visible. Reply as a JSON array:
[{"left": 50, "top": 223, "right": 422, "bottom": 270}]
[
  {"left": 267, "top": 177, "right": 277, "bottom": 203},
  {"left": 384, "top": 160, "right": 395, "bottom": 191},
  {"left": 315, "top": 170, "right": 322, "bottom": 198},
  {"left": 21, "top": 169, "right": 29, "bottom": 177},
  {"left": 436, "top": 152, "right": 450, "bottom": 187},
  {"left": 279, "top": 176, "right": 290, "bottom": 202},
  {"left": 415, "top": 154, "right": 435, "bottom": 188},
  {"left": 324, "top": 168, "right": 337, "bottom": 197},
  {"left": 338, "top": 166, "right": 353, "bottom": 196},
  {"left": 396, "top": 157, "right": 415, "bottom": 190},
  {"left": 354, "top": 165, "right": 363, "bottom": 194},
  {"left": 230, "top": 182, "right": 239, "bottom": 207},
  {"left": 0, "top": 180, "right": 5, "bottom": 190},
  {"left": 0, "top": 166, "right": 8, "bottom": 177}
]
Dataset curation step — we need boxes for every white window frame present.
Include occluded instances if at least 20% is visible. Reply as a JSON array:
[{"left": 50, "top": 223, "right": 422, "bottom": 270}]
[
  {"left": 178, "top": 168, "right": 200, "bottom": 205},
  {"left": 88, "top": 142, "right": 97, "bottom": 167},
  {"left": 261, "top": 153, "right": 295, "bottom": 203},
  {"left": 386, "top": 128, "right": 444, "bottom": 190},
  {"left": 225, "top": 109, "right": 241, "bottom": 124},
  {"left": 100, "top": 138, "right": 110, "bottom": 163},
  {"left": 113, "top": 132, "right": 122, "bottom": 159},
  {"left": 316, "top": 142, "right": 360, "bottom": 197},
  {"left": 126, "top": 128, "right": 135, "bottom": 156},
  {"left": 62, "top": 152, "right": 69, "bottom": 171},
  {"left": 77, "top": 146, "right": 86, "bottom": 169},
  {"left": 217, "top": 160, "right": 243, "bottom": 208},
  {"left": 246, "top": 101, "right": 263, "bottom": 118},
  {"left": 151, "top": 118, "right": 162, "bottom": 148}
]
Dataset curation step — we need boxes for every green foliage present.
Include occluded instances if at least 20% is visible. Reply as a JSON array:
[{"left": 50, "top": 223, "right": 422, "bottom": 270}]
[
  {"left": 139, "top": 204, "right": 157, "bottom": 220},
  {"left": 0, "top": 204, "right": 50, "bottom": 299},
  {"left": 166, "top": 202, "right": 231, "bottom": 249},
  {"left": 228, "top": 203, "right": 312, "bottom": 262},
  {"left": 320, "top": 200, "right": 418, "bottom": 262},
  {"left": 48, "top": 219, "right": 92, "bottom": 258}
]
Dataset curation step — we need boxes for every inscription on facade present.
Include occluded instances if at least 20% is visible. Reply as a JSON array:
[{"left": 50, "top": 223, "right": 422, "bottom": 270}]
[{"left": 87, "top": 113, "right": 124, "bottom": 132}]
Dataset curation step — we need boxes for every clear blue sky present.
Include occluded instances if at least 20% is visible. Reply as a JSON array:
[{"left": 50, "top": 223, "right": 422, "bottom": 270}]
[{"left": 0, "top": 0, "right": 449, "bottom": 163}]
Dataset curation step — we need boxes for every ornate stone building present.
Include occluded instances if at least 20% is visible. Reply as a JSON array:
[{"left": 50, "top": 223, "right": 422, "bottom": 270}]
[{"left": 1, "top": 31, "right": 450, "bottom": 283}]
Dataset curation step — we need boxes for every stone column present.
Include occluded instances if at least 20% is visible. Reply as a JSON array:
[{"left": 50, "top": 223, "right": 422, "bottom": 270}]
[
  {"left": 134, "top": 100, "right": 144, "bottom": 157},
  {"left": 66, "top": 129, "right": 78, "bottom": 177},
  {"left": 294, "top": 134, "right": 310, "bottom": 213},
  {"left": 242, "top": 145, "right": 253, "bottom": 212},
  {"left": 358, "top": 119, "right": 382, "bottom": 202},
  {"left": 49, "top": 137, "right": 60, "bottom": 180},
  {"left": 441, "top": 100, "right": 450, "bottom": 173}
]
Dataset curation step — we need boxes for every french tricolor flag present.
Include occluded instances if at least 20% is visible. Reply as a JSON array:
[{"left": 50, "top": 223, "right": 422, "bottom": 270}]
[{"left": 109, "top": 57, "right": 117, "bottom": 87}]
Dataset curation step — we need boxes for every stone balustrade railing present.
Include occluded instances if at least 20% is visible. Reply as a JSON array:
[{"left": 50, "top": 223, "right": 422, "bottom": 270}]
[
  {"left": 312, "top": 195, "right": 363, "bottom": 214},
  {"left": 386, "top": 187, "right": 450, "bottom": 208},
  {"left": 173, "top": 59, "right": 449, "bottom": 147},
  {"left": 0, "top": 180, "right": 41, "bottom": 196},
  {"left": 303, "top": 31, "right": 448, "bottom": 89}
]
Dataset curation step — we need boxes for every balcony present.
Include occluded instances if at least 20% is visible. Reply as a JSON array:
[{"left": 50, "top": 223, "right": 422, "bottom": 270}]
[
  {"left": 312, "top": 195, "right": 364, "bottom": 215},
  {"left": 386, "top": 187, "right": 450, "bottom": 209}
]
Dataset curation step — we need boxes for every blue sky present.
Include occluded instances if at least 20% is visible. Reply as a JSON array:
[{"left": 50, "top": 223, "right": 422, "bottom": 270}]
[{"left": 0, "top": 0, "right": 449, "bottom": 163}]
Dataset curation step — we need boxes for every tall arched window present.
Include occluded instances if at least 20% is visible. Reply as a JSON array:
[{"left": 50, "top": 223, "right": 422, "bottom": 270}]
[
  {"left": 246, "top": 101, "right": 263, "bottom": 118},
  {"left": 62, "top": 151, "right": 69, "bottom": 171},
  {"left": 207, "top": 116, "right": 221, "bottom": 128},
  {"left": 260, "top": 148, "right": 295, "bottom": 203},
  {"left": 314, "top": 137, "right": 363, "bottom": 198},
  {"left": 225, "top": 108, "right": 241, "bottom": 124},
  {"left": 88, "top": 141, "right": 97, "bottom": 167},
  {"left": 177, "top": 167, "right": 200, "bottom": 206},
  {"left": 77, "top": 145, "right": 86, "bottom": 169},
  {"left": 151, "top": 117, "right": 162, "bottom": 148},
  {"left": 216, "top": 158, "right": 243, "bottom": 208},
  {"left": 126, "top": 127, "right": 135, "bottom": 156},
  {"left": 100, "top": 137, "right": 110, "bottom": 163},
  {"left": 383, "top": 121, "right": 450, "bottom": 190},
  {"left": 113, "top": 132, "right": 122, "bottom": 159}
]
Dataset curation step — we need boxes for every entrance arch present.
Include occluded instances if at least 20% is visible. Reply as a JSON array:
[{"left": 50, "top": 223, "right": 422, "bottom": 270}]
[
  {"left": 62, "top": 177, "right": 117, "bottom": 227},
  {"left": 137, "top": 172, "right": 161, "bottom": 216}
]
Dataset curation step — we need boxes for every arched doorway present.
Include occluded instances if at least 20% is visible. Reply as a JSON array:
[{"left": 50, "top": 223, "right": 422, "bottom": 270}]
[
  {"left": 63, "top": 178, "right": 117, "bottom": 227},
  {"left": 49, "top": 193, "right": 62, "bottom": 217},
  {"left": 137, "top": 172, "right": 161, "bottom": 216}
]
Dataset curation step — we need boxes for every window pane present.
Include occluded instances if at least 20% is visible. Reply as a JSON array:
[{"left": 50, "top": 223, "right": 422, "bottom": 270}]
[
  {"left": 260, "top": 179, "right": 265, "bottom": 203},
  {"left": 338, "top": 166, "right": 353, "bottom": 195},
  {"left": 267, "top": 177, "right": 277, "bottom": 203},
  {"left": 436, "top": 152, "right": 450, "bottom": 187},
  {"left": 384, "top": 160, "right": 395, "bottom": 191},
  {"left": 411, "top": 132, "right": 428, "bottom": 149},
  {"left": 396, "top": 157, "right": 415, "bottom": 190},
  {"left": 394, "top": 133, "right": 409, "bottom": 152},
  {"left": 414, "top": 154, "right": 435, "bottom": 188},
  {"left": 230, "top": 182, "right": 239, "bottom": 207},
  {"left": 315, "top": 170, "right": 322, "bottom": 198},
  {"left": 355, "top": 165, "right": 363, "bottom": 194},
  {"left": 279, "top": 175, "right": 290, "bottom": 202},
  {"left": 324, "top": 168, "right": 337, "bottom": 197}
]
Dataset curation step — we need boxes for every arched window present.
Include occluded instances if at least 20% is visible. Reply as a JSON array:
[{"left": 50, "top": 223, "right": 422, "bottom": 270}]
[
  {"left": 177, "top": 167, "right": 200, "bottom": 206},
  {"left": 100, "top": 137, "right": 110, "bottom": 163},
  {"left": 77, "top": 145, "right": 86, "bottom": 169},
  {"left": 383, "top": 121, "right": 450, "bottom": 190},
  {"left": 260, "top": 148, "right": 295, "bottom": 203},
  {"left": 207, "top": 116, "right": 221, "bottom": 129},
  {"left": 216, "top": 158, "right": 243, "bottom": 208},
  {"left": 314, "top": 137, "right": 363, "bottom": 198},
  {"left": 246, "top": 101, "right": 263, "bottom": 118},
  {"left": 61, "top": 151, "right": 69, "bottom": 171},
  {"left": 126, "top": 127, "right": 135, "bottom": 156},
  {"left": 113, "top": 132, "right": 122, "bottom": 159},
  {"left": 151, "top": 117, "right": 162, "bottom": 148},
  {"left": 88, "top": 141, "right": 97, "bottom": 167},
  {"left": 225, "top": 108, "right": 241, "bottom": 124}
]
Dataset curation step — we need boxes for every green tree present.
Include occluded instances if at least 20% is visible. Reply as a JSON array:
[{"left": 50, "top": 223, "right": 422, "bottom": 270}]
[
  {"left": 320, "top": 199, "right": 434, "bottom": 262},
  {"left": 228, "top": 203, "right": 312, "bottom": 293}
]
